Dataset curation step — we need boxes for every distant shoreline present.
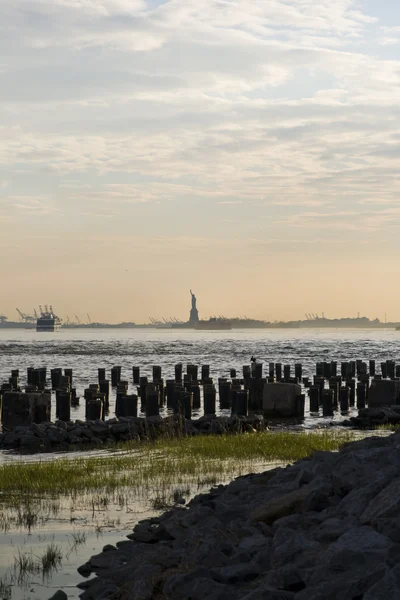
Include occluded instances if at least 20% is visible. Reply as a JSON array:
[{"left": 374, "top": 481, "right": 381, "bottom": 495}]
[{"left": 0, "top": 323, "right": 399, "bottom": 331}]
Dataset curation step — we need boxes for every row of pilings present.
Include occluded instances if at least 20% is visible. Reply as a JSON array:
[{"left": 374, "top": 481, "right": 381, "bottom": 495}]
[{"left": 0, "top": 358, "right": 399, "bottom": 430}]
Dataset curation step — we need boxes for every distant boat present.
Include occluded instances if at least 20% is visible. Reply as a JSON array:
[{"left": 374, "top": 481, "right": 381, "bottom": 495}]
[
  {"left": 195, "top": 318, "right": 232, "bottom": 331},
  {"left": 36, "top": 307, "right": 60, "bottom": 332}
]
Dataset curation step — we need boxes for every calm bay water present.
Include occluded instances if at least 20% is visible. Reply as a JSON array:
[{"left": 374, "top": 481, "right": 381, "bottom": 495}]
[
  {"left": 1, "top": 327, "right": 400, "bottom": 426},
  {"left": 0, "top": 328, "right": 397, "bottom": 598}
]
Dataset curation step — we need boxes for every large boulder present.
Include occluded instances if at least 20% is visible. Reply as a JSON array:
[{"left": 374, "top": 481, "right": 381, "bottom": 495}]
[
  {"left": 262, "top": 383, "right": 304, "bottom": 417},
  {"left": 368, "top": 379, "right": 400, "bottom": 407}
]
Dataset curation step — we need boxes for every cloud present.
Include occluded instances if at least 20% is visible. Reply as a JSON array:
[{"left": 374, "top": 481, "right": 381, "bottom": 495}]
[{"left": 0, "top": 0, "right": 399, "bottom": 262}]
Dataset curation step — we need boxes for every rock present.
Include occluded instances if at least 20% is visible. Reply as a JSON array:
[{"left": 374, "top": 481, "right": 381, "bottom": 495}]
[
  {"left": 364, "top": 564, "right": 400, "bottom": 599},
  {"left": 48, "top": 591, "right": 68, "bottom": 600},
  {"left": 263, "top": 383, "right": 303, "bottom": 417},
  {"left": 127, "top": 563, "right": 162, "bottom": 600},
  {"left": 250, "top": 486, "right": 310, "bottom": 524},
  {"left": 211, "top": 562, "right": 260, "bottom": 584},
  {"left": 238, "top": 534, "right": 269, "bottom": 553},
  {"left": 47, "top": 426, "right": 69, "bottom": 444},
  {"left": 77, "top": 562, "right": 92, "bottom": 577},
  {"left": 20, "top": 435, "right": 42, "bottom": 450},
  {"left": 241, "top": 587, "right": 296, "bottom": 600},
  {"left": 361, "top": 479, "right": 400, "bottom": 522}
]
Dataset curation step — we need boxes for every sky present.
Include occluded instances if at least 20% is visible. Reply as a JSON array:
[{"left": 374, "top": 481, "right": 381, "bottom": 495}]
[{"left": 1, "top": 0, "right": 400, "bottom": 324}]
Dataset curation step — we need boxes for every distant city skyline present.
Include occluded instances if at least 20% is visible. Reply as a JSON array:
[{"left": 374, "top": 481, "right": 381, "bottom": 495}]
[{"left": 1, "top": 1, "right": 399, "bottom": 322}]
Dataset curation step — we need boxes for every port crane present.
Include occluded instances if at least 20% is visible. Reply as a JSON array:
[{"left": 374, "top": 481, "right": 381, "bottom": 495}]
[{"left": 16, "top": 308, "right": 36, "bottom": 323}]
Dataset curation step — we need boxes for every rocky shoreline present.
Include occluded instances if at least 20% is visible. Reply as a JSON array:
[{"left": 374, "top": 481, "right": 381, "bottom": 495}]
[
  {"left": 72, "top": 431, "right": 400, "bottom": 600},
  {"left": 0, "top": 414, "right": 266, "bottom": 452},
  {"left": 342, "top": 405, "right": 400, "bottom": 429}
]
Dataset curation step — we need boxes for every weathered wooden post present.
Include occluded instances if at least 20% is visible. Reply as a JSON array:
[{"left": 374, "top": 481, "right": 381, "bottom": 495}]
[
  {"left": 230, "top": 368, "right": 237, "bottom": 379},
  {"left": 124, "top": 394, "right": 138, "bottom": 418},
  {"left": 269, "top": 363, "right": 275, "bottom": 378},
  {"left": 98, "top": 368, "right": 106, "bottom": 383},
  {"left": 191, "top": 384, "right": 201, "bottom": 409},
  {"left": 387, "top": 360, "right": 395, "bottom": 380},
  {"left": 381, "top": 362, "right": 388, "bottom": 379},
  {"left": 30, "top": 392, "right": 51, "bottom": 424},
  {"left": 322, "top": 389, "right": 334, "bottom": 416},
  {"left": 341, "top": 362, "right": 349, "bottom": 378},
  {"left": 153, "top": 366, "right": 162, "bottom": 381},
  {"left": 329, "top": 380, "right": 339, "bottom": 408},
  {"left": 71, "top": 388, "right": 79, "bottom": 407},
  {"left": 347, "top": 379, "right": 356, "bottom": 406},
  {"left": 116, "top": 381, "right": 128, "bottom": 415},
  {"left": 357, "top": 383, "right": 366, "bottom": 408},
  {"left": 99, "top": 380, "right": 110, "bottom": 409},
  {"left": 187, "top": 364, "right": 198, "bottom": 382},
  {"left": 51, "top": 368, "right": 62, "bottom": 389},
  {"left": 203, "top": 385, "right": 216, "bottom": 415},
  {"left": 175, "top": 363, "right": 183, "bottom": 383},
  {"left": 369, "top": 360, "right": 376, "bottom": 377},
  {"left": 340, "top": 387, "right": 350, "bottom": 412},
  {"left": 243, "top": 365, "right": 251, "bottom": 379},
  {"left": 139, "top": 376, "right": 148, "bottom": 409},
  {"left": 132, "top": 367, "right": 140, "bottom": 385},
  {"left": 65, "top": 369, "right": 73, "bottom": 387},
  {"left": 56, "top": 390, "right": 71, "bottom": 422},
  {"left": 254, "top": 363, "right": 263, "bottom": 379},
  {"left": 183, "top": 373, "right": 192, "bottom": 392},
  {"left": 111, "top": 366, "right": 122, "bottom": 387},
  {"left": 201, "top": 365, "right": 210, "bottom": 381},
  {"left": 219, "top": 379, "right": 231, "bottom": 409},
  {"left": 294, "top": 363, "right": 302, "bottom": 381},
  {"left": 86, "top": 397, "right": 103, "bottom": 421},
  {"left": 350, "top": 361, "right": 356, "bottom": 378},
  {"left": 283, "top": 364, "right": 291, "bottom": 381},
  {"left": 145, "top": 386, "right": 160, "bottom": 417},
  {"left": 174, "top": 390, "right": 192, "bottom": 419},
  {"left": 27, "top": 367, "right": 34, "bottom": 385},
  {"left": 275, "top": 363, "right": 282, "bottom": 382},
  {"left": 313, "top": 376, "right": 325, "bottom": 397},
  {"left": 235, "top": 390, "right": 249, "bottom": 417},
  {"left": 309, "top": 387, "right": 320, "bottom": 412},
  {"left": 166, "top": 379, "right": 176, "bottom": 408}
]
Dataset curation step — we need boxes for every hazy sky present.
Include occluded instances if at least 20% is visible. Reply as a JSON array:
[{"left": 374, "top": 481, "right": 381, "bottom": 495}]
[{"left": 1, "top": 0, "right": 400, "bottom": 323}]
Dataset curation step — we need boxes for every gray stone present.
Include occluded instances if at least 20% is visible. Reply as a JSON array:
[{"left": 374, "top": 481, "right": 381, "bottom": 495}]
[
  {"left": 263, "top": 383, "right": 303, "bottom": 417},
  {"left": 361, "top": 479, "right": 400, "bottom": 522},
  {"left": 241, "top": 587, "right": 296, "bottom": 600},
  {"left": 368, "top": 379, "right": 400, "bottom": 407},
  {"left": 77, "top": 562, "right": 92, "bottom": 577},
  {"left": 364, "top": 565, "right": 400, "bottom": 599},
  {"left": 48, "top": 591, "right": 68, "bottom": 600},
  {"left": 165, "top": 574, "right": 237, "bottom": 600},
  {"left": 211, "top": 562, "right": 260, "bottom": 584},
  {"left": 238, "top": 534, "right": 269, "bottom": 553},
  {"left": 20, "top": 435, "right": 42, "bottom": 449}
]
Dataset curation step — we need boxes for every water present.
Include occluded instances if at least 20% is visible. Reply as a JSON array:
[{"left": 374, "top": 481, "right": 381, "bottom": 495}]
[
  {"left": 1, "top": 327, "right": 398, "bottom": 598},
  {"left": 1, "top": 327, "right": 400, "bottom": 428}
]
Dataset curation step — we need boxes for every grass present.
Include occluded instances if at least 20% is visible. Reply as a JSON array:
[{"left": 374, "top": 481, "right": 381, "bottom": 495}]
[
  {"left": 12, "top": 543, "right": 63, "bottom": 583},
  {"left": 0, "top": 576, "right": 12, "bottom": 599},
  {"left": 0, "top": 431, "right": 353, "bottom": 496},
  {"left": 40, "top": 543, "right": 62, "bottom": 576}
]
